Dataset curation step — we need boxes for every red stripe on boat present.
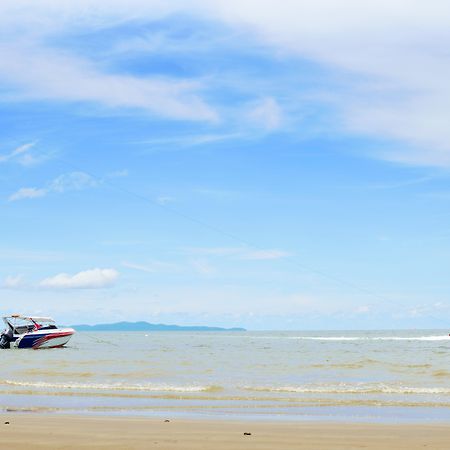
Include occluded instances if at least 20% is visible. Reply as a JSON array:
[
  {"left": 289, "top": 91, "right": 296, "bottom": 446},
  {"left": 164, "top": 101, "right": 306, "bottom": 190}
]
[{"left": 32, "top": 331, "right": 74, "bottom": 349}]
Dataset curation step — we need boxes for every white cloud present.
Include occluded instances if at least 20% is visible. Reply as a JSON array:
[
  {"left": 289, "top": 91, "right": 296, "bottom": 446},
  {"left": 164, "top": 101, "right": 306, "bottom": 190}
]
[
  {"left": 12, "top": 142, "right": 33, "bottom": 155},
  {"left": 9, "top": 171, "right": 97, "bottom": 201},
  {"left": 1, "top": 1, "right": 450, "bottom": 164},
  {"left": 7, "top": 141, "right": 54, "bottom": 167},
  {"left": 0, "top": 2, "right": 217, "bottom": 121},
  {"left": 0, "top": 42, "right": 216, "bottom": 122},
  {"left": 246, "top": 97, "right": 283, "bottom": 131},
  {"left": 2, "top": 274, "right": 24, "bottom": 289},
  {"left": 206, "top": 0, "right": 450, "bottom": 165},
  {"left": 9, "top": 187, "right": 47, "bottom": 201},
  {"left": 50, "top": 172, "right": 97, "bottom": 193},
  {"left": 39, "top": 268, "right": 119, "bottom": 289},
  {"left": 136, "top": 133, "right": 243, "bottom": 150},
  {"left": 0, "top": 142, "right": 36, "bottom": 164}
]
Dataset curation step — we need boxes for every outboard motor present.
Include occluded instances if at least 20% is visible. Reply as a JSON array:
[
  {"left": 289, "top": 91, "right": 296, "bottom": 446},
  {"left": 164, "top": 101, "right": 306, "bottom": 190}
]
[{"left": 0, "top": 325, "right": 13, "bottom": 349}]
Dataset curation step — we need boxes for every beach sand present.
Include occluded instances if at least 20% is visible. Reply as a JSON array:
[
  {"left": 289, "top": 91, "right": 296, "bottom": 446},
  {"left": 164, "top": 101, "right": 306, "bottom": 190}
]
[{"left": 1, "top": 414, "right": 450, "bottom": 449}]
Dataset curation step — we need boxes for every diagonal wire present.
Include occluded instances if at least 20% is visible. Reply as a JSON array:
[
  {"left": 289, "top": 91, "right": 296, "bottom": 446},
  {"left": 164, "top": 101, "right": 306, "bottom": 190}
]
[{"left": 52, "top": 156, "right": 449, "bottom": 328}]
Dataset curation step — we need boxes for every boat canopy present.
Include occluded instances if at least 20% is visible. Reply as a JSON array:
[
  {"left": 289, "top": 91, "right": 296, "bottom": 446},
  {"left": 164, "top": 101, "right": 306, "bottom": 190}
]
[{"left": 4, "top": 315, "right": 55, "bottom": 323}]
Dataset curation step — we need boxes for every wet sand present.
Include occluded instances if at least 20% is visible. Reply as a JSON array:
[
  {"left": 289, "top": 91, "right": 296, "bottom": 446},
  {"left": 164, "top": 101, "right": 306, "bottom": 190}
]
[{"left": 1, "top": 414, "right": 450, "bottom": 449}]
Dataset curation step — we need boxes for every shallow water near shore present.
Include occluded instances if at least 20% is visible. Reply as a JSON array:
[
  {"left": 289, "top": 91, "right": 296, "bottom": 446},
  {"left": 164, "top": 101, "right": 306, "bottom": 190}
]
[{"left": 1, "top": 330, "right": 450, "bottom": 422}]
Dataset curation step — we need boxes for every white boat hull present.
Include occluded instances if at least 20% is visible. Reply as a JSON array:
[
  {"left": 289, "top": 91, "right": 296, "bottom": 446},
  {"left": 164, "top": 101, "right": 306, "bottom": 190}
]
[{"left": 13, "top": 328, "right": 75, "bottom": 349}]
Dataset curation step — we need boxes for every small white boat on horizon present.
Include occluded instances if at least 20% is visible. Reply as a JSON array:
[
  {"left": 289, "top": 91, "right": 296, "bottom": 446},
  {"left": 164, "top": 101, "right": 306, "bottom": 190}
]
[{"left": 0, "top": 314, "right": 75, "bottom": 349}]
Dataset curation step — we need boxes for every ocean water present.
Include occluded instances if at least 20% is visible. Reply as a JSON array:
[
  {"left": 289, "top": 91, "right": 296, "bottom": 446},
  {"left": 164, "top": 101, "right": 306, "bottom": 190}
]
[{"left": 1, "top": 330, "right": 450, "bottom": 422}]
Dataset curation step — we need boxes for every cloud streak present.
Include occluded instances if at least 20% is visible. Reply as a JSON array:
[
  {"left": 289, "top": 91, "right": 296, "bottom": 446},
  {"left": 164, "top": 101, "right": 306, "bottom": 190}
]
[
  {"left": 208, "top": 0, "right": 450, "bottom": 166},
  {"left": 0, "top": 142, "right": 36, "bottom": 165},
  {"left": 186, "top": 246, "right": 291, "bottom": 261},
  {"left": 4, "top": 1, "right": 450, "bottom": 165},
  {"left": 122, "top": 261, "right": 180, "bottom": 273},
  {"left": 9, "top": 187, "right": 47, "bottom": 201},
  {"left": 39, "top": 268, "right": 119, "bottom": 289},
  {"left": 9, "top": 171, "right": 97, "bottom": 201},
  {"left": 246, "top": 97, "right": 283, "bottom": 131},
  {"left": 2, "top": 274, "right": 25, "bottom": 289},
  {"left": 0, "top": 41, "right": 217, "bottom": 122}
]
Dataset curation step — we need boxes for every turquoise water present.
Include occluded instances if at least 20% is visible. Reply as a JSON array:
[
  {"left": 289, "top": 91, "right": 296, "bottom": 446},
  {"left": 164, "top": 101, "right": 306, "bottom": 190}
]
[{"left": 1, "top": 330, "right": 450, "bottom": 422}]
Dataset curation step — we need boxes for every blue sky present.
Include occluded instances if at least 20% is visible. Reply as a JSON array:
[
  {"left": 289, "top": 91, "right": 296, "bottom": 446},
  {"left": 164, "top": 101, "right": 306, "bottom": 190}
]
[{"left": 1, "top": 1, "right": 450, "bottom": 329}]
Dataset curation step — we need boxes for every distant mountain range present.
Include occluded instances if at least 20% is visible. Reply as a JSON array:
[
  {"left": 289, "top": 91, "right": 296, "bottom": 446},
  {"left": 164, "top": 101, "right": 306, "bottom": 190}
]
[{"left": 71, "top": 321, "right": 246, "bottom": 332}]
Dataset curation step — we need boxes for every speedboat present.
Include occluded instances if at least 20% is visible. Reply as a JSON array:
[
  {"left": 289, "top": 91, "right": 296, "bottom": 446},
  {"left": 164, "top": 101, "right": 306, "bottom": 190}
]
[{"left": 0, "top": 314, "right": 75, "bottom": 349}]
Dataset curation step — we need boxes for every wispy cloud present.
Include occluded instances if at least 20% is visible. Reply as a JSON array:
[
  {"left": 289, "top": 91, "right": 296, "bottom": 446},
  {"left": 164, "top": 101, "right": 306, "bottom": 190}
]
[
  {"left": 136, "top": 133, "right": 243, "bottom": 150},
  {"left": 105, "top": 169, "right": 129, "bottom": 179},
  {"left": 0, "top": 249, "right": 65, "bottom": 263},
  {"left": 8, "top": 171, "right": 97, "bottom": 201},
  {"left": 240, "top": 249, "right": 291, "bottom": 260},
  {"left": 2, "top": 1, "right": 450, "bottom": 166},
  {"left": 186, "top": 246, "right": 291, "bottom": 261},
  {"left": 9, "top": 187, "right": 47, "bottom": 201},
  {"left": 366, "top": 176, "right": 435, "bottom": 190},
  {"left": 123, "top": 258, "right": 219, "bottom": 277},
  {"left": 0, "top": 142, "right": 36, "bottom": 165},
  {"left": 0, "top": 43, "right": 217, "bottom": 122},
  {"left": 156, "top": 195, "right": 176, "bottom": 206},
  {"left": 39, "top": 268, "right": 119, "bottom": 289},
  {"left": 1, "top": 274, "right": 25, "bottom": 289},
  {"left": 51, "top": 172, "right": 97, "bottom": 193},
  {"left": 246, "top": 97, "right": 283, "bottom": 131},
  {"left": 185, "top": 247, "right": 245, "bottom": 257},
  {"left": 122, "top": 261, "right": 180, "bottom": 273},
  {"left": 210, "top": 0, "right": 450, "bottom": 166},
  {"left": 190, "top": 258, "right": 217, "bottom": 276},
  {"left": 354, "top": 305, "right": 371, "bottom": 315}
]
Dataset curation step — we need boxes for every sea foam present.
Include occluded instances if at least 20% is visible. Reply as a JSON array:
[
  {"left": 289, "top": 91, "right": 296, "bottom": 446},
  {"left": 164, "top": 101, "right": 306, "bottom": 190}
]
[
  {"left": 1, "top": 380, "right": 220, "bottom": 393},
  {"left": 244, "top": 384, "right": 450, "bottom": 395}
]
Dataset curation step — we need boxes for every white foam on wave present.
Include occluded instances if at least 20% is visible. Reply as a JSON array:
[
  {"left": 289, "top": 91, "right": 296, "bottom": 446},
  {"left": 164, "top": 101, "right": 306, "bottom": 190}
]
[
  {"left": 294, "top": 336, "right": 450, "bottom": 341},
  {"left": 217, "top": 334, "right": 450, "bottom": 341},
  {"left": 297, "top": 337, "right": 361, "bottom": 341},
  {"left": 1, "top": 380, "right": 215, "bottom": 392},
  {"left": 244, "top": 384, "right": 450, "bottom": 395}
]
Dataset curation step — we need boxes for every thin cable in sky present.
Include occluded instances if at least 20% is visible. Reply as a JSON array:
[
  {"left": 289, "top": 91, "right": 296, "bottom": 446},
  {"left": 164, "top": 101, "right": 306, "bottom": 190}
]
[{"left": 55, "top": 156, "right": 449, "bottom": 327}]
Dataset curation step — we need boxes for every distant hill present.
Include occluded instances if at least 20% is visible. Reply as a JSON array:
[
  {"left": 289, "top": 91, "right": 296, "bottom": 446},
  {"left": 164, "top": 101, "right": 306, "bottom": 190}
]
[{"left": 71, "top": 321, "right": 246, "bottom": 332}]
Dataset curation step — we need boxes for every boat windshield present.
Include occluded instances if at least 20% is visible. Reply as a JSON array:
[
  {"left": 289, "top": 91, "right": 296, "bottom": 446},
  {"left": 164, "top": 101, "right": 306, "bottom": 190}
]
[{"left": 3, "top": 316, "right": 57, "bottom": 334}]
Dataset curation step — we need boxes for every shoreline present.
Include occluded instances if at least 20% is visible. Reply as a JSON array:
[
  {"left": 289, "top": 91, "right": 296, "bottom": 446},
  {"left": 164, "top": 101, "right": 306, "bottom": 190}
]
[
  {"left": 3, "top": 404, "right": 450, "bottom": 425},
  {"left": 2, "top": 413, "right": 450, "bottom": 449}
]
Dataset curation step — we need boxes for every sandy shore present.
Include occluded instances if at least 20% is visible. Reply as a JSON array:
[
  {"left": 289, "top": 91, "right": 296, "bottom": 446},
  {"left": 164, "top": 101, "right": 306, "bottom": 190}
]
[{"left": 1, "top": 414, "right": 450, "bottom": 449}]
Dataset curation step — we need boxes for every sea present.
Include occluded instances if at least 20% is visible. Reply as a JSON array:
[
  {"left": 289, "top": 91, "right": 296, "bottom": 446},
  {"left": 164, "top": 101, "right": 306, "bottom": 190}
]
[{"left": 1, "top": 330, "right": 450, "bottom": 423}]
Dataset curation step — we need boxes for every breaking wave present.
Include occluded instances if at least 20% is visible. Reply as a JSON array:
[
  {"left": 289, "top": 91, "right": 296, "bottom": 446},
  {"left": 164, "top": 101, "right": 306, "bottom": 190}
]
[
  {"left": 1, "top": 380, "right": 222, "bottom": 393},
  {"left": 293, "top": 336, "right": 450, "bottom": 341},
  {"left": 244, "top": 384, "right": 450, "bottom": 395}
]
